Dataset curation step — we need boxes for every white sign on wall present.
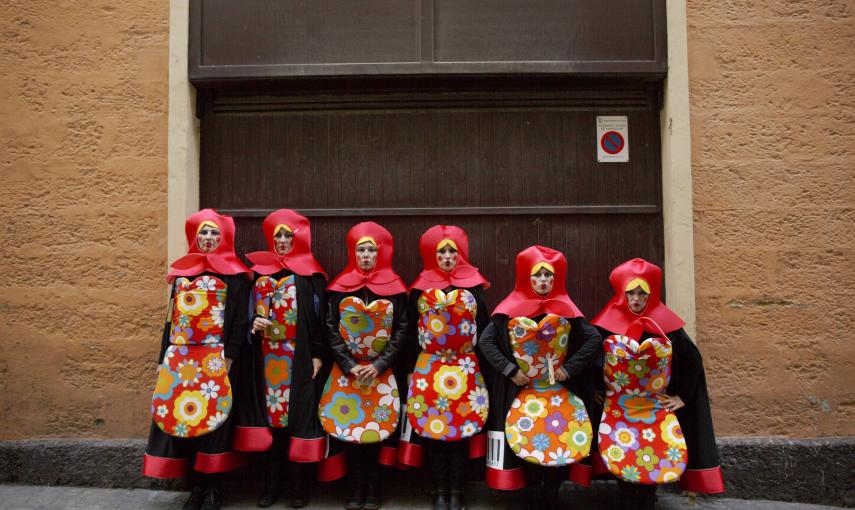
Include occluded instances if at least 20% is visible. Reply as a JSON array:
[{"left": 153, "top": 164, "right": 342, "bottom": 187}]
[{"left": 596, "top": 115, "right": 629, "bottom": 163}]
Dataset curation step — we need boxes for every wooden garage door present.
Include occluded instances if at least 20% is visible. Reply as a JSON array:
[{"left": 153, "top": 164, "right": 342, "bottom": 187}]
[{"left": 200, "top": 87, "right": 663, "bottom": 315}]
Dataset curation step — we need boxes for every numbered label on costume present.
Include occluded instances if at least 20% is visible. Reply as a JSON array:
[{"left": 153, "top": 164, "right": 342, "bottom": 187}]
[
  {"left": 254, "top": 275, "right": 298, "bottom": 428},
  {"left": 151, "top": 276, "right": 232, "bottom": 438},
  {"left": 318, "top": 297, "right": 399, "bottom": 444},
  {"left": 504, "top": 315, "right": 592, "bottom": 466},
  {"left": 598, "top": 334, "right": 687, "bottom": 485},
  {"left": 407, "top": 289, "right": 487, "bottom": 441}
]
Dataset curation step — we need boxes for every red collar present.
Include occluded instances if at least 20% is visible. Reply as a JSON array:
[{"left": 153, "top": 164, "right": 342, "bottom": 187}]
[
  {"left": 410, "top": 225, "right": 490, "bottom": 291},
  {"left": 167, "top": 209, "right": 250, "bottom": 281},
  {"left": 327, "top": 222, "right": 407, "bottom": 296},
  {"left": 246, "top": 209, "right": 327, "bottom": 278},
  {"left": 492, "top": 245, "right": 582, "bottom": 318}
]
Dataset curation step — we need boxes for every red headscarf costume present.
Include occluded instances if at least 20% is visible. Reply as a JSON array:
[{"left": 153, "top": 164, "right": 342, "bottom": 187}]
[
  {"left": 591, "top": 258, "right": 684, "bottom": 335},
  {"left": 167, "top": 208, "right": 250, "bottom": 281},
  {"left": 246, "top": 209, "right": 327, "bottom": 278},
  {"left": 410, "top": 225, "right": 490, "bottom": 291},
  {"left": 327, "top": 222, "right": 407, "bottom": 296},
  {"left": 492, "top": 245, "right": 582, "bottom": 318}
]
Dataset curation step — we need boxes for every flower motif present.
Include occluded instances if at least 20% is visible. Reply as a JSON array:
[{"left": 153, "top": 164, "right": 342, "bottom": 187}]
[
  {"left": 550, "top": 395, "right": 564, "bottom": 406},
  {"left": 459, "top": 320, "right": 473, "bottom": 336},
  {"left": 544, "top": 411, "right": 568, "bottom": 435},
  {"left": 549, "top": 447, "right": 571, "bottom": 466},
  {"left": 417, "top": 408, "right": 457, "bottom": 440},
  {"left": 323, "top": 391, "right": 365, "bottom": 429},
  {"left": 517, "top": 416, "right": 534, "bottom": 432},
  {"left": 372, "top": 405, "right": 392, "bottom": 423},
  {"left": 460, "top": 420, "right": 478, "bottom": 437},
  {"left": 173, "top": 422, "right": 189, "bottom": 437},
  {"left": 433, "top": 365, "right": 468, "bottom": 400},
  {"left": 522, "top": 340, "right": 540, "bottom": 357},
  {"left": 660, "top": 414, "right": 686, "bottom": 448},
  {"left": 666, "top": 447, "right": 684, "bottom": 463},
  {"left": 515, "top": 447, "right": 545, "bottom": 464},
  {"left": 506, "top": 426, "right": 524, "bottom": 448},
  {"left": 652, "top": 460, "right": 684, "bottom": 483},
  {"left": 457, "top": 356, "right": 476, "bottom": 374},
  {"left": 153, "top": 367, "right": 179, "bottom": 400},
  {"left": 173, "top": 390, "right": 207, "bottom": 427},
  {"left": 352, "top": 422, "right": 384, "bottom": 443},
  {"left": 635, "top": 446, "right": 659, "bottom": 471},
  {"left": 278, "top": 414, "right": 288, "bottom": 427},
  {"left": 621, "top": 465, "right": 641, "bottom": 483},
  {"left": 531, "top": 433, "right": 551, "bottom": 451},
  {"left": 467, "top": 386, "right": 489, "bottom": 414},
  {"left": 177, "top": 360, "right": 201, "bottom": 387},
  {"left": 521, "top": 395, "right": 548, "bottom": 419},
  {"left": 264, "top": 354, "right": 292, "bottom": 388},
  {"left": 611, "top": 422, "right": 639, "bottom": 450},
  {"left": 195, "top": 276, "right": 219, "bottom": 291},
  {"left": 416, "top": 377, "right": 428, "bottom": 391},
  {"left": 216, "top": 395, "right": 232, "bottom": 413},
  {"left": 341, "top": 308, "right": 375, "bottom": 336},
  {"left": 206, "top": 411, "right": 227, "bottom": 431},
  {"left": 434, "top": 396, "right": 450, "bottom": 411},
  {"left": 456, "top": 402, "right": 471, "bottom": 416},
  {"left": 337, "top": 375, "right": 349, "bottom": 388},
  {"left": 200, "top": 380, "right": 220, "bottom": 400},
  {"left": 627, "top": 359, "right": 651, "bottom": 378},
  {"left": 642, "top": 428, "right": 656, "bottom": 442},
  {"left": 619, "top": 394, "right": 657, "bottom": 424},
  {"left": 266, "top": 387, "right": 288, "bottom": 413},
  {"left": 606, "top": 445, "right": 625, "bottom": 462},
  {"left": 564, "top": 420, "right": 592, "bottom": 455},
  {"left": 407, "top": 394, "right": 427, "bottom": 418},
  {"left": 376, "top": 382, "right": 399, "bottom": 408},
  {"left": 613, "top": 371, "right": 630, "bottom": 388},
  {"left": 170, "top": 326, "right": 193, "bottom": 346},
  {"left": 282, "top": 308, "right": 298, "bottom": 326},
  {"left": 574, "top": 408, "right": 588, "bottom": 423},
  {"left": 536, "top": 322, "right": 556, "bottom": 343},
  {"left": 202, "top": 353, "right": 226, "bottom": 377},
  {"left": 156, "top": 405, "right": 168, "bottom": 418},
  {"left": 177, "top": 291, "right": 209, "bottom": 316}
]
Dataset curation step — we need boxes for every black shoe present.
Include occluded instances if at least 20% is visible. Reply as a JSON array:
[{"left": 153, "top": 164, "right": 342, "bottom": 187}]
[
  {"left": 432, "top": 481, "right": 449, "bottom": 510},
  {"left": 182, "top": 485, "right": 204, "bottom": 510},
  {"left": 543, "top": 486, "right": 563, "bottom": 510},
  {"left": 289, "top": 463, "right": 310, "bottom": 508},
  {"left": 258, "top": 487, "right": 279, "bottom": 508},
  {"left": 200, "top": 488, "right": 222, "bottom": 510},
  {"left": 448, "top": 489, "right": 465, "bottom": 510},
  {"left": 290, "top": 487, "right": 309, "bottom": 509},
  {"left": 344, "top": 483, "right": 365, "bottom": 510},
  {"left": 257, "top": 461, "right": 281, "bottom": 508},
  {"left": 362, "top": 479, "right": 381, "bottom": 510}
]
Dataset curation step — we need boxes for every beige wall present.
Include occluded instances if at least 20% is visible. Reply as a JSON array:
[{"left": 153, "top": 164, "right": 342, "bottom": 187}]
[
  {"left": 687, "top": 0, "right": 855, "bottom": 436},
  {"left": 0, "top": 1, "right": 169, "bottom": 439},
  {"left": 1, "top": 1, "right": 852, "bottom": 440}
]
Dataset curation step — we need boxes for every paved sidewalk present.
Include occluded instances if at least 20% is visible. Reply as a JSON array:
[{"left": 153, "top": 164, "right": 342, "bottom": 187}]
[{"left": 0, "top": 484, "right": 847, "bottom": 510}]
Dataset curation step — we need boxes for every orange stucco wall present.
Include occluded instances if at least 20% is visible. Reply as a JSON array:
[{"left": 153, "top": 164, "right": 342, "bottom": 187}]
[
  {"left": 0, "top": 1, "right": 852, "bottom": 440},
  {"left": 688, "top": 0, "right": 855, "bottom": 436},
  {"left": 0, "top": 1, "right": 169, "bottom": 438}
]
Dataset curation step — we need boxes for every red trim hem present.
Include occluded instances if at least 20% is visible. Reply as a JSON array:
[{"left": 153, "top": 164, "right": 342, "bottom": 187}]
[
  {"left": 142, "top": 453, "right": 189, "bottom": 479},
  {"left": 468, "top": 433, "right": 487, "bottom": 459},
  {"left": 194, "top": 451, "right": 246, "bottom": 473},
  {"left": 290, "top": 436, "right": 326, "bottom": 463},
  {"left": 569, "top": 462, "right": 592, "bottom": 487},
  {"left": 317, "top": 451, "right": 347, "bottom": 482},
  {"left": 397, "top": 440, "right": 423, "bottom": 467},
  {"left": 378, "top": 445, "right": 397, "bottom": 466},
  {"left": 680, "top": 467, "right": 725, "bottom": 494},
  {"left": 486, "top": 467, "right": 526, "bottom": 490},
  {"left": 232, "top": 426, "right": 273, "bottom": 452}
]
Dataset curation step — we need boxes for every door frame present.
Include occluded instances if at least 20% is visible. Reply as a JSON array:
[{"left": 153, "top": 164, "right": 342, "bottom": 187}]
[{"left": 166, "top": 0, "right": 697, "bottom": 337}]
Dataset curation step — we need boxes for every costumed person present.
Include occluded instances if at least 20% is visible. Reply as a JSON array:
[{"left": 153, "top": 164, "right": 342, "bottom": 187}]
[
  {"left": 318, "top": 222, "right": 409, "bottom": 510},
  {"left": 232, "top": 209, "right": 331, "bottom": 508},
  {"left": 478, "top": 246, "right": 603, "bottom": 510},
  {"left": 398, "top": 225, "right": 491, "bottom": 510},
  {"left": 142, "top": 209, "right": 251, "bottom": 510},
  {"left": 581, "top": 258, "right": 724, "bottom": 510}
]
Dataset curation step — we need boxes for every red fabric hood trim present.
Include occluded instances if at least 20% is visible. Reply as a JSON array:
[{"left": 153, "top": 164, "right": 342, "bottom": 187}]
[
  {"left": 591, "top": 258, "right": 685, "bottom": 335},
  {"left": 492, "top": 245, "right": 583, "bottom": 318},
  {"left": 246, "top": 209, "right": 327, "bottom": 278},
  {"left": 410, "top": 225, "right": 490, "bottom": 291},
  {"left": 327, "top": 222, "right": 407, "bottom": 296},
  {"left": 167, "top": 209, "right": 251, "bottom": 281}
]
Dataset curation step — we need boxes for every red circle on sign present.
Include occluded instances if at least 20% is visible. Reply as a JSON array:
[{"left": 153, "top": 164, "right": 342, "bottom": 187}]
[{"left": 600, "top": 131, "right": 625, "bottom": 155}]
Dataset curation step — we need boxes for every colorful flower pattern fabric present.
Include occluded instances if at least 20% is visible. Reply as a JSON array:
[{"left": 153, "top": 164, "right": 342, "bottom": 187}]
[
  {"left": 151, "top": 276, "right": 232, "bottom": 438},
  {"left": 504, "top": 315, "right": 592, "bottom": 466},
  {"left": 319, "top": 297, "right": 400, "bottom": 443},
  {"left": 407, "top": 289, "right": 487, "bottom": 441},
  {"left": 598, "top": 334, "right": 687, "bottom": 484},
  {"left": 253, "top": 275, "right": 298, "bottom": 428}
]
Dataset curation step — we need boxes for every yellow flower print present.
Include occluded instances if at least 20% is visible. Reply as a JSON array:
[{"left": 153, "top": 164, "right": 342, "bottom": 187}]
[
  {"left": 433, "top": 365, "right": 468, "bottom": 400},
  {"left": 521, "top": 395, "right": 548, "bottom": 420},
  {"left": 177, "top": 290, "right": 209, "bottom": 316},
  {"left": 660, "top": 414, "right": 686, "bottom": 448},
  {"left": 173, "top": 390, "right": 207, "bottom": 427}
]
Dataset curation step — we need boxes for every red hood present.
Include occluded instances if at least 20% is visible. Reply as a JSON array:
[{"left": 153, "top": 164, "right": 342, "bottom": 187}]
[
  {"left": 492, "top": 245, "right": 582, "bottom": 318},
  {"left": 245, "top": 209, "right": 327, "bottom": 278},
  {"left": 167, "top": 208, "right": 251, "bottom": 281},
  {"left": 410, "top": 225, "right": 490, "bottom": 291},
  {"left": 592, "top": 258, "right": 685, "bottom": 335},
  {"left": 327, "top": 222, "right": 407, "bottom": 296}
]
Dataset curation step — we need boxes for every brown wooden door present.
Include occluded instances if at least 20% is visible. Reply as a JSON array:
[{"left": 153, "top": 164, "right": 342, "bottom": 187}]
[{"left": 200, "top": 86, "right": 663, "bottom": 315}]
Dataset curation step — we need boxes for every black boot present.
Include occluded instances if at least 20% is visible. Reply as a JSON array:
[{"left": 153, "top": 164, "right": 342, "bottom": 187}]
[
  {"left": 432, "top": 479, "right": 450, "bottom": 510},
  {"left": 257, "top": 460, "right": 281, "bottom": 508},
  {"left": 448, "top": 481, "right": 465, "bottom": 510},
  {"left": 182, "top": 485, "right": 203, "bottom": 510},
  {"left": 289, "top": 462, "right": 310, "bottom": 508},
  {"left": 543, "top": 480, "right": 563, "bottom": 510},
  {"left": 200, "top": 488, "right": 223, "bottom": 510},
  {"left": 523, "top": 482, "right": 544, "bottom": 510},
  {"left": 362, "top": 472, "right": 381, "bottom": 510},
  {"left": 344, "top": 477, "right": 365, "bottom": 510}
]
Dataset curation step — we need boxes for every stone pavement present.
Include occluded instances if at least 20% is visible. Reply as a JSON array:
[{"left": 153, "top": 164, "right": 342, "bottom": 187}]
[{"left": 0, "top": 484, "right": 847, "bottom": 510}]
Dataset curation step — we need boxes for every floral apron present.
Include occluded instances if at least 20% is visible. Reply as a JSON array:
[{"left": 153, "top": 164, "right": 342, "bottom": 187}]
[
  {"left": 151, "top": 276, "right": 232, "bottom": 438},
  {"left": 253, "top": 275, "right": 298, "bottom": 428},
  {"left": 598, "top": 333, "right": 687, "bottom": 484},
  {"left": 407, "top": 288, "right": 488, "bottom": 441},
  {"left": 504, "top": 315, "right": 592, "bottom": 466},
  {"left": 319, "top": 297, "right": 400, "bottom": 444}
]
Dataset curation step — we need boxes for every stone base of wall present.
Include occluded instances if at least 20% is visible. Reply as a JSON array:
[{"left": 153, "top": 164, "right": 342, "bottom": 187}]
[{"left": 0, "top": 437, "right": 852, "bottom": 506}]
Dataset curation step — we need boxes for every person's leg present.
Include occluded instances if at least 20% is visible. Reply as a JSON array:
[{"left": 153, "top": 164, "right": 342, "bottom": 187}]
[
  {"left": 542, "top": 466, "right": 564, "bottom": 510},
  {"left": 362, "top": 443, "right": 382, "bottom": 510},
  {"left": 427, "top": 440, "right": 450, "bottom": 510},
  {"left": 447, "top": 441, "right": 467, "bottom": 510},
  {"left": 288, "top": 461, "right": 312, "bottom": 508},
  {"left": 344, "top": 443, "right": 368, "bottom": 510},
  {"left": 522, "top": 463, "right": 544, "bottom": 510},
  {"left": 258, "top": 430, "right": 288, "bottom": 507}
]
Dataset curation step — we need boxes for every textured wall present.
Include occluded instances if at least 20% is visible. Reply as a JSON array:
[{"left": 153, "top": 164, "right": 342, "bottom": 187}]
[
  {"left": 0, "top": 1, "right": 169, "bottom": 439},
  {"left": 688, "top": 0, "right": 855, "bottom": 436}
]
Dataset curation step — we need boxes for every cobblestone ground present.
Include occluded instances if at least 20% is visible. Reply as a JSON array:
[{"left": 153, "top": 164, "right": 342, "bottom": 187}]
[{"left": 0, "top": 484, "right": 846, "bottom": 510}]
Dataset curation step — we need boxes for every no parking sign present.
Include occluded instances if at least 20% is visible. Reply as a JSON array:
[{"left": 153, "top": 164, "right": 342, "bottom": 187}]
[{"left": 597, "top": 116, "right": 629, "bottom": 163}]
